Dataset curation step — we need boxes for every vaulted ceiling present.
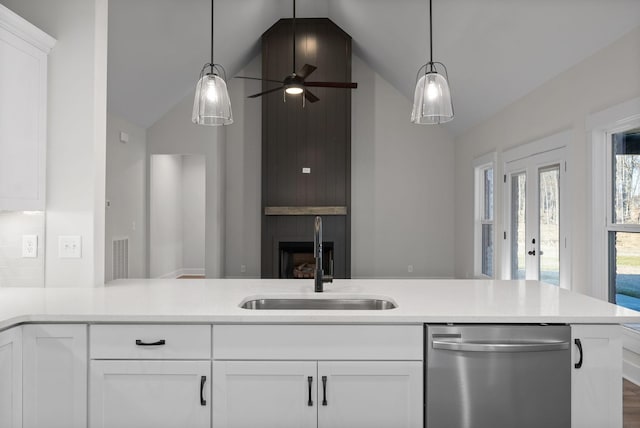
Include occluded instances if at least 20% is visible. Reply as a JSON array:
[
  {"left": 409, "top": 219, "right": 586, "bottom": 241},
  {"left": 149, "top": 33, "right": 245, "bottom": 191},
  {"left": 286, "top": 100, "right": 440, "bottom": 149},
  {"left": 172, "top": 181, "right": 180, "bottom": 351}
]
[{"left": 108, "top": 0, "right": 640, "bottom": 135}]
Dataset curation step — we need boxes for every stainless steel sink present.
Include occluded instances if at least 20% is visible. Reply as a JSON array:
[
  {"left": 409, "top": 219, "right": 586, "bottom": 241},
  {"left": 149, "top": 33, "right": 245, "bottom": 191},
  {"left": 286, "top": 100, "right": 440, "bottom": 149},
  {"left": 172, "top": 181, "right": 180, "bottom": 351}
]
[{"left": 240, "top": 298, "right": 397, "bottom": 310}]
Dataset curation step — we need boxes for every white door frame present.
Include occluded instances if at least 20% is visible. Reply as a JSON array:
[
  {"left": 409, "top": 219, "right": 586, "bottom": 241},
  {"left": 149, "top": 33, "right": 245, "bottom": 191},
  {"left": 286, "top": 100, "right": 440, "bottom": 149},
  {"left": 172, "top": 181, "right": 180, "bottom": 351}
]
[{"left": 502, "top": 131, "right": 571, "bottom": 289}]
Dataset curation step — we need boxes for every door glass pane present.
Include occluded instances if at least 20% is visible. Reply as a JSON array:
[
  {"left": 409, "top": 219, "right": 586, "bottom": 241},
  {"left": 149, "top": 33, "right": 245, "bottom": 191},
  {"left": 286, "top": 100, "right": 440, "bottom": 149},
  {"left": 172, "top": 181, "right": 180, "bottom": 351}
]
[
  {"left": 481, "top": 224, "right": 493, "bottom": 277},
  {"left": 609, "top": 231, "right": 640, "bottom": 310},
  {"left": 483, "top": 168, "right": 494, "bottom": 221},
  {"left": 613, "top": 128, "right": 640, "bottom": 224},
  {"left": 510, "top": 173, "right": 526, "bottom": 279},
  {"left": 539, "top": 165, "right": 560, "bottom": 286}
]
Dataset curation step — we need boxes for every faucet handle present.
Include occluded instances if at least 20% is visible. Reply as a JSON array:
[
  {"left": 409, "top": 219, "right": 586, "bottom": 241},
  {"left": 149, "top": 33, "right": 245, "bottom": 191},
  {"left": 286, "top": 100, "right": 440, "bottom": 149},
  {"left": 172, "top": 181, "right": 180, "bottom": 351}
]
[{"left": 323, "top": 275, "right": 333, "bottom": 283}]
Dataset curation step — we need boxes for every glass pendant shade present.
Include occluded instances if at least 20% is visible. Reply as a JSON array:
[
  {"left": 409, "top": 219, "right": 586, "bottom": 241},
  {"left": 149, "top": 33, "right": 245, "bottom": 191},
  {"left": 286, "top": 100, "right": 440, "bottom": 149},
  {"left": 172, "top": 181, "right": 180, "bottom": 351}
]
[
  {"left": 411, "top": 70, "right": 453, "bottom": 124},
  {"left": 192, "top": 72, "right": 233, "bottom": 126}
]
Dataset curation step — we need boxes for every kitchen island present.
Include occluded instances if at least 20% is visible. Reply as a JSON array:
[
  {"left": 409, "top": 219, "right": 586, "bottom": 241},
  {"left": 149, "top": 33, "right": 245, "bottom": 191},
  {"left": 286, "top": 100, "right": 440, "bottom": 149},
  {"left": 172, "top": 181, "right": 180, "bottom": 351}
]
[{"left": 0, "top": 278, "right": 638, "bottom": 428}]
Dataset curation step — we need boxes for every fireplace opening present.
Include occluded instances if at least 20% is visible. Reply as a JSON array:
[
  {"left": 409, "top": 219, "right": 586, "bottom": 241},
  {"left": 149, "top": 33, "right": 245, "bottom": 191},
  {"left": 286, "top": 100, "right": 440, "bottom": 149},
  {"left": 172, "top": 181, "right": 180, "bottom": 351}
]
[{"left": 279, "top": 241, "right": 334, "bottom": 279}]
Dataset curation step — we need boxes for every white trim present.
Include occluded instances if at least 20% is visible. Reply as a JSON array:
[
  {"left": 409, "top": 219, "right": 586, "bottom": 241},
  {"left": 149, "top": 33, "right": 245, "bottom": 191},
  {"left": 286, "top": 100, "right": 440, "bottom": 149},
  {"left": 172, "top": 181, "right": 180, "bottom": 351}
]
[
  {"left": 589, "top": 98, "right": 640, "bottom": 300},
  {"left": 501, "top": 131, "right": 571, "bottom": 289},
  {"left": 157, "top": 268, "right": 205, "bottom": 279},
  {"left": 0, "top": 3, "right": 55, "bottom": 52},
  {"left": 473, "top": 152, "right": 498, "bottom": 278}
]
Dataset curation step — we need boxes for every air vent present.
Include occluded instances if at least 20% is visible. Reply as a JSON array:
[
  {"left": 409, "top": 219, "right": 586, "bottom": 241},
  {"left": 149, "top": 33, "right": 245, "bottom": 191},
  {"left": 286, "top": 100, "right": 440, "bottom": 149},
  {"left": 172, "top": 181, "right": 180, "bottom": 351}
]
[{"left": 112, "top": 237, "right": 129, "bottom": 280}]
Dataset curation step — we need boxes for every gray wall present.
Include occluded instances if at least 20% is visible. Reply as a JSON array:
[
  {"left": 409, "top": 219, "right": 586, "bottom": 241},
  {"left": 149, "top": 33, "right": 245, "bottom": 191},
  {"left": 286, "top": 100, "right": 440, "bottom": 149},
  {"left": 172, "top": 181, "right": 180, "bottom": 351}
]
[{"left": 454, "top": 26, "right": 640, "bottom": 295}]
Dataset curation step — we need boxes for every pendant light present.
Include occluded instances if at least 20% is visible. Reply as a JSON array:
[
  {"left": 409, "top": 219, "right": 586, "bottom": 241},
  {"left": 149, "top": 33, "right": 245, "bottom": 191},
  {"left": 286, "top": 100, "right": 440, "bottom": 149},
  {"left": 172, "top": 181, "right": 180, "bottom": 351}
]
[
  {"left": 410, "top": 0, "right": 453, "bottom": 124},
  {"left": 192, "top": 0, "right": 232, "bottom": 126}
]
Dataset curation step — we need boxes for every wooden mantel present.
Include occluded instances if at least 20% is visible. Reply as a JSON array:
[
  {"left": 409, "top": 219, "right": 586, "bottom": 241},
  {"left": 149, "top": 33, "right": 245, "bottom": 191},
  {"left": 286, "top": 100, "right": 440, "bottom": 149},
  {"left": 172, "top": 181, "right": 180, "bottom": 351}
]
[{"left": 264, "top": 206, "right": 348, "bottom": 216}]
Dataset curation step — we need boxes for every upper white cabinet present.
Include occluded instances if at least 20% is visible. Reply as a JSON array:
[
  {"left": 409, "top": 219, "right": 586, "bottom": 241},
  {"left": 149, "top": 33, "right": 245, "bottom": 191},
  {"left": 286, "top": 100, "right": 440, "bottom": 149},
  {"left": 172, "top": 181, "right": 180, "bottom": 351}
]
[
  {"left": 0, "top": 327, "right": 21, "bottom": 428},
  {"left": 0, "top": 4, "right": 55, "bottom": 211}
]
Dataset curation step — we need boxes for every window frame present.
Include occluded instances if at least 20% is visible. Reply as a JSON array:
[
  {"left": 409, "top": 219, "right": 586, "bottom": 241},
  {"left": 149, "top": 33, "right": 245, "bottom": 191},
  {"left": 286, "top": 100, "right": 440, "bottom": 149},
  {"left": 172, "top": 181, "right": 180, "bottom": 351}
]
[
  {"left": 589, "top": 97, "right": 640, "bottom": 301},
  {"left": 473, "top": 152, "right": 498, "bottom": 278}
]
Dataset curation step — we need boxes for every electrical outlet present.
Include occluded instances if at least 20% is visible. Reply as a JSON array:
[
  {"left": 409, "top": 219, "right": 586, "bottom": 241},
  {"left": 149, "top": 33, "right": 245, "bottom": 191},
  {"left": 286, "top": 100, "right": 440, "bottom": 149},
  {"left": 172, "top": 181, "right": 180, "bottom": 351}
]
[
  {"left": 22, "top": 235, "right": 38, "bottom": 258},
  {"left": 240, "top": 264, "right": 247, "bottom": 273},
  {"left": 407, "top": 265, "right": 413, "bottom": 273},
  {"left": 58, "top": 236, "right": 82, "bottom": 259}
]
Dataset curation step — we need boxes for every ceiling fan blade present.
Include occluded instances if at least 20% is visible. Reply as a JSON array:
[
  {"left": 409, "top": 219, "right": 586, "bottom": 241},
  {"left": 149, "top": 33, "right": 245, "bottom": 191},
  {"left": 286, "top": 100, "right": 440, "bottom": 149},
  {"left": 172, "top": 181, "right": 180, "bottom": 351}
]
[
  {"left": 234, "top": 76, "right": 283, "bottom": 84},
  {"left": 304, "top": 82, "right": 358, "bottom": 89},
  {"left": 297, "top": 64, "right": 317, "bottom": 79},
  {"left": 247, "top": 86, "right": 284, "bottom": 98},
  {"left": 304, "top": 90, "right": 320, "bottom": 103}
]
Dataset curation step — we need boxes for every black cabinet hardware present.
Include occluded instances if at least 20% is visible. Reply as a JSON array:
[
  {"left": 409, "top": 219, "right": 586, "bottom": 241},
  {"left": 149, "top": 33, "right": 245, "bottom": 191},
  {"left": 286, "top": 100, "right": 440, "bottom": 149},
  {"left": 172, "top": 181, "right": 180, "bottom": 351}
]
[
  {"left": 307, "top": 376, "right": 313, "bottom": 406},
  {"left": 322, "top": 376, "right": 328, "bottom": 406},
  {"left": 135, "top": 339, "right": 166, "bottom": 346},
  {"left": 574, "top": 338, "right": 583, "bottom": 369},
  {"left": 200, "top": 376, "right": 207, "bottom": 406},
  {"left": 527, "top": 249, "right": 536, "bottom": 256}
]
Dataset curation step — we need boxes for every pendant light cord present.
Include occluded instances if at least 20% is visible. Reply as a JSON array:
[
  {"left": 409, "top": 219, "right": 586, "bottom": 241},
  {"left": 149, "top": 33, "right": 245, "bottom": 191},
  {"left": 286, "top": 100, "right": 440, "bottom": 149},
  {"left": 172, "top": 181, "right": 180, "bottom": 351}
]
[
  {"left": 210, "top": 0, "right": 214, "bottom": 73},
  {"left": 292, "top": 0, "right": 296, "bottom": 74},
  {"left": 429, "top": 0, "right": 433, "bottom": 65}
]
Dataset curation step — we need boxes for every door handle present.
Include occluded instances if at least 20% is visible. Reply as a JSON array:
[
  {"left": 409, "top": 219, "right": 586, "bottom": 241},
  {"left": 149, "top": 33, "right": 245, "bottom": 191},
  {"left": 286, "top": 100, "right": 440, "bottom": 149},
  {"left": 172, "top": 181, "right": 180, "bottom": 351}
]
[
  {"left": 135, "top": 339, "right": 166, "bottom": 346},
  {"left": 574, "top": 338, "right": 583, "bottom": 369},
  {"left": 307, "top": 376, "right": 313, "bottom": 406},
  {"left": 322, "top": 376, "right": 328, "bottom": 406},
  {"left": 527, "top": 249, "right": 536, "bottom": 256},
  {"left": 200, "top": 376, "right": 207, "bottom": 406}
]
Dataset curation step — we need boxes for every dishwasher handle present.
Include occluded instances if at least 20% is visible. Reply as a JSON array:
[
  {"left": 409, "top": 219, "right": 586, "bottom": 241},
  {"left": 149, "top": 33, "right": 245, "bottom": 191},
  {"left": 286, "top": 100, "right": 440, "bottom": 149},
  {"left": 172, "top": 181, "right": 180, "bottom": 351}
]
[{"left": 432, "top": 339, "right": 570, "bottom": 353}]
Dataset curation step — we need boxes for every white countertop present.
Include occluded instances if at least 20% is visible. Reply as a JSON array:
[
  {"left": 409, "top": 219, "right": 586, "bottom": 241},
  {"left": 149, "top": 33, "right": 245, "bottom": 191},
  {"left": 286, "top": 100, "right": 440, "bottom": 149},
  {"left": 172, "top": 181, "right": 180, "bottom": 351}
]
[{"left": 0, "top": 278, "right": 638, "bottom": 330}]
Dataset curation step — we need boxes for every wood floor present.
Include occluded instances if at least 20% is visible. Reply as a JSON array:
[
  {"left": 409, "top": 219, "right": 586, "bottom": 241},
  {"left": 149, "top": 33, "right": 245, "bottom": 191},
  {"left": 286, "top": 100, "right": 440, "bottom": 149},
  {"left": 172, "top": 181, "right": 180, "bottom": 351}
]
[{"left": 625, "top": 379, "right": 640, "bottom": 427}]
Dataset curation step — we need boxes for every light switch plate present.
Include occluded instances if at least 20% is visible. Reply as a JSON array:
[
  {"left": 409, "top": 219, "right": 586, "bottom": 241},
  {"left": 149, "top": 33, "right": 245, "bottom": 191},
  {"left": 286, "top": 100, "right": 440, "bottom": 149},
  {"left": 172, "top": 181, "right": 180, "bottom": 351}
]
[
  {"left": 22, "top": 235, "right": 38, "bottom": 258},
  {"left": 58, "top": 235, "right": 82, "bottom": 258},
  {"left": 302, "top": 167, "right": 311, "bottom": 174}
]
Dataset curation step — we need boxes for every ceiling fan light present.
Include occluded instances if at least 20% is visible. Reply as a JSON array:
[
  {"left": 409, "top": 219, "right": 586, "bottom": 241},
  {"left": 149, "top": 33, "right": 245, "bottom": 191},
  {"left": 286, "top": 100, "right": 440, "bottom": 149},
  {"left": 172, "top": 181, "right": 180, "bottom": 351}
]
[
  {"left": 192, "top": 72, "right": 233, "bottom": 126},
  {"left": 410, "top": 71, "right": 453, "bottom": 125},
  {"left": 285, "top": 86, "right": 304, "bottom": 95}
]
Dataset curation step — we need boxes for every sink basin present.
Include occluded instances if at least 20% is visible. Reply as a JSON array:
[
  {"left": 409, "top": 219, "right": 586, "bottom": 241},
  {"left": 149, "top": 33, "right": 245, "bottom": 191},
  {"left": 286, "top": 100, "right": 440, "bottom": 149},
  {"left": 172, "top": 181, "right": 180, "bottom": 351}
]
[{"left": 240, "top": 298, "right": 397, "bottom": 310}]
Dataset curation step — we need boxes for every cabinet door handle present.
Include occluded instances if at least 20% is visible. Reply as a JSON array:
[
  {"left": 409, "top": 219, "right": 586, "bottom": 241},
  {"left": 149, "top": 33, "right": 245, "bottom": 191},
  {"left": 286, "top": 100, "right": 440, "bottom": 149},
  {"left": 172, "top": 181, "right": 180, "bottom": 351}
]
[
  {"left": 135, "top": 339, "right": 166, "bottom": 346},
  {"left": 200, "top": 376, "right": 207, "bottom": 406},
  {"left": 574, "top": 338, "right": 583, "bottom": 369},
  {"left": 322, "top": 376, "right": 328, "bottom": 406},
  {"left": 307, "top": 376, "right": 313, "bottom": 406}
]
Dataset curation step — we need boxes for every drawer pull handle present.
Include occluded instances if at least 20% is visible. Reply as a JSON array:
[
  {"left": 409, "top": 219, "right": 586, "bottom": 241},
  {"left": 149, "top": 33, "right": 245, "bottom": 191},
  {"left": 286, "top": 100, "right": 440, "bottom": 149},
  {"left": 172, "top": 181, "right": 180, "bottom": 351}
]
[
  {"left": 322, "top": 376, "right": 328, "bottom": 406},
  {"left": 135, "top": 339, "right": 166, "bottom": 346},
  {"left": 200, "top": 376, "right": 207, "bottom": 406},
  {"left": 307, "top": 376, "right": 313, "bottom": 406}
]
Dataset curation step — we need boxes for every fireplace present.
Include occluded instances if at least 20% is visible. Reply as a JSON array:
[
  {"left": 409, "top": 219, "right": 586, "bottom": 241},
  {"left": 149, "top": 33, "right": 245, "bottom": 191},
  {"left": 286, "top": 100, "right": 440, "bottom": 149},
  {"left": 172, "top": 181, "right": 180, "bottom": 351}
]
[{"left": 279, "top": 241, "right": 334, "bottom": 279}]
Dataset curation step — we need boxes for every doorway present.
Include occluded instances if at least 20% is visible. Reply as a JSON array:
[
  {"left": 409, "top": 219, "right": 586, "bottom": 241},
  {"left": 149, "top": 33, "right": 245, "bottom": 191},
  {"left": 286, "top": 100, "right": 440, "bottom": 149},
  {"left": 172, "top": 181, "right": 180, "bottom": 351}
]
[{"left": 503, "top": 142, "right": 569, "bottom": 288}]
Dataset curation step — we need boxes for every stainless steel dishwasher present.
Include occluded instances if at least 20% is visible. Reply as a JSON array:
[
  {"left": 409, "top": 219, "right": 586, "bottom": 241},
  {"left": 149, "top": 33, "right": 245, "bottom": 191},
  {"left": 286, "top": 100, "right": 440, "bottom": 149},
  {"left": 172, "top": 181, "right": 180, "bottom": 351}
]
[{"left": 426, "top": 324, "right": 571, "bottom": 428}]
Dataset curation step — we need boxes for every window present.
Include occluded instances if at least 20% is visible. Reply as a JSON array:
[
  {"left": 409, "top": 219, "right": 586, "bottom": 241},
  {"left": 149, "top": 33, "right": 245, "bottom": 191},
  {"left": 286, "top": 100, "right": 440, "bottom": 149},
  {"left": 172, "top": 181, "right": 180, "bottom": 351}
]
[
  {"left": 474, "top": 153, "right": 496, "bottom": 278},
  {"left": 589, "top": 97, "right": 640, "bottom": 306},
  {"left": 608, "top": 127, "right": 640, "bottom": 310}
]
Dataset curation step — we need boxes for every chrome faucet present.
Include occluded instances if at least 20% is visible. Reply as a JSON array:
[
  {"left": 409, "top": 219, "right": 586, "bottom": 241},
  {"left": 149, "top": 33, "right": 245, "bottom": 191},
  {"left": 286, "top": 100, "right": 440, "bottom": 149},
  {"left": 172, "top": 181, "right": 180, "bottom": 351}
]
[{"left": 314, "top": 216, "right": 333, "bottom": 292}]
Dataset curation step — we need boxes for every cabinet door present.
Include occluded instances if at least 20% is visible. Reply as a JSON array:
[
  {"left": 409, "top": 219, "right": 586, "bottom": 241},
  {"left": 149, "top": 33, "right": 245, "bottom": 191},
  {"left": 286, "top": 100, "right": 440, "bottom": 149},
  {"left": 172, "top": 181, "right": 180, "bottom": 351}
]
[
  {"left": 212, "top": 361, "right": 317, "bottom": 428},
  {"left": 23, "top": 324, "right": 87, "bottom": 428},
  {"left": 89, "top": 360, "right": 210, "bottom": 428},
  {"left": 0, "top": 327, "right": 21, "bottom": 428},
  {"left": 317, "top": 361, "right": 422, "bottom": 428},
  {"left": 0, "top": 23, "right": 49, "bottom": 210},
  {"left": 571, "top": 324, "right": 622, "bottom": 428}
]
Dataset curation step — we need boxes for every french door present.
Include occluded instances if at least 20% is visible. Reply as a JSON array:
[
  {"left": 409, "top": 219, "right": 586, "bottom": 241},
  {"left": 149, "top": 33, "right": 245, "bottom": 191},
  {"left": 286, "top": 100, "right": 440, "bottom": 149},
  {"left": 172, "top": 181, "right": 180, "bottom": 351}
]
[{"left": 503, "top": 147, "right": 568, "bottom": 287}]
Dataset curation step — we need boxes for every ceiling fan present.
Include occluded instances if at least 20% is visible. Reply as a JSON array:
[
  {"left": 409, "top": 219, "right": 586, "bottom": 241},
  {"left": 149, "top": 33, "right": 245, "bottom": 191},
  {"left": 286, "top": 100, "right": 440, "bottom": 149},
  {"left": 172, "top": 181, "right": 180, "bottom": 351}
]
[{"left": 235, "top": 0, "right": 357, "bottom": 104}]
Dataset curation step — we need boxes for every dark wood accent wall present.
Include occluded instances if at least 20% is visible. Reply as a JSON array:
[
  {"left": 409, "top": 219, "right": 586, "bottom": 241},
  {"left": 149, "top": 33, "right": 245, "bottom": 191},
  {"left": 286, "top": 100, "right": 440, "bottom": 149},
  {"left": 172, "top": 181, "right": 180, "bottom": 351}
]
[{"left": 261, "top": 18, "right": 352, "bottom": 278}]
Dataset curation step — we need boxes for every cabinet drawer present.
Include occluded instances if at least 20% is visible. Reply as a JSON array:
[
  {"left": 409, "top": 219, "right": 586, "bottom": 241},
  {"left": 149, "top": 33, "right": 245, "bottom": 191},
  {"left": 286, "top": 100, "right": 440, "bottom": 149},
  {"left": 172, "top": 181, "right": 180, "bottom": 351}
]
[
  {"left": 90, "top": 325, "right": 211, "bottom": 360},
  {"left": 213, "top": 325, "right": 422, "bottom": 360}
]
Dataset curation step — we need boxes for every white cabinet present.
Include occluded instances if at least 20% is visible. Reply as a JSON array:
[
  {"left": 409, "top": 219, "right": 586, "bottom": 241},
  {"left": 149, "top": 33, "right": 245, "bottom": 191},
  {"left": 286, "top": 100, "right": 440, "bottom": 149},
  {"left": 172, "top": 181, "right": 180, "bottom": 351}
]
[
  {"left": 571, "top": 324, "right": 622, "bottom": 428},
  {"left": 212, "top": 361, "right": 317, "bottom": 428},
  {"left": 0, "top": 4, "right": 55, "bottom": 211},
  {"left": 23, "top": 324, "right": 88, "bottom": 428},
  {"left": 317, "top": 361, "right": 422, "bottom": 428},
  {"left": 90, "top": 360, "right": 211, "bottom": 428},
  {"left": 212, "top": 325, "right": 423, "bottom": 428},
  {"left": 0, "top": 327, "right": 21, "bottom": 428},
  {"left": 212, "top": 360, "right": 422, "bottom": 428}
]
